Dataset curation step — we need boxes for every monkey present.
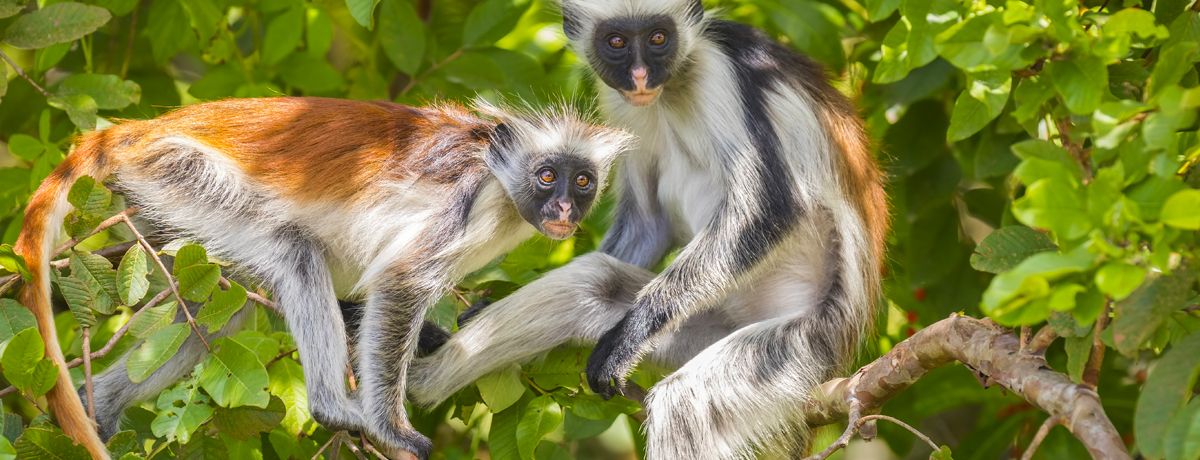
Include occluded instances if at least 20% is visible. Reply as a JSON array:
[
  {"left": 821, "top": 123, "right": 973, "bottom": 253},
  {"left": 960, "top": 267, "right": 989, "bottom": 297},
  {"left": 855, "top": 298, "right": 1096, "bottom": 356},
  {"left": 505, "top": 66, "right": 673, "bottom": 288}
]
[
  {"left": 13, "top": 96, "right": 631, "bottom": 459},
  {"left": 407, "top": 1, "right": 889, "bottom": 458}
]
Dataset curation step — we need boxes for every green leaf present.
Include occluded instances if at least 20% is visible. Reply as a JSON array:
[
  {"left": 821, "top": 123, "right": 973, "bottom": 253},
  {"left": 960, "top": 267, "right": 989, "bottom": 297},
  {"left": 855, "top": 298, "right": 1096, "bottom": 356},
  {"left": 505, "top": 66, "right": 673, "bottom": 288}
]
[
  {"left": 345, "top": 0, "right": 380, "bottom": 29},
  {"left": 488, "top": 396, "right": 527, "bottom": 460},
  {"left": 277, "top": 53, "right": 344, "bottom": 93},
  {"left": 151, "top": 382, "right": 214, "bottom": 444},
  {"left": 1, "top": 327, "right": 43, "bottom": 378},
  {"left": 2, "top": 2, "right": 111, "bottom": 49},
  {"left": 116, "top": 244, "right": 150, "bottom": 305},
  {"left": 980, "top": 246, "right": 1095, "bottom": 325},
  {"left": 1164, "top": 398, "right": 1200, "bottom": 460},
  {"left": 66, "top": 175, "right": 111, "bottom": 212},
  {"left": 126, "top": 323, "right": 190, "bottom": 383},
  {"left": 69, "top": 250, "right": 120, "bottom": 314},
  {"left": 1136, "top": 333, "right": 1200, "bottom": 459},
  {"left": 1095, "top": 263, "right": 1147, "bottom": 301},
  {"left": 516, "top": 395, "right": 563, "bottom": 460},
  {"left": 929, "top": 445, "right": 954, "bottom": 460},
  {"left": 1161, "top": 189, "right": 1200, "bottom": 229},
  {"left": 1012, "top": 177, "right": 1091, "bottom": 241},
  {"left": 477, "top": 363, "right": 526, "bottom": 412},
  {"left": 48, "top": 94, "right": 98, "bottom": 130},
  {"left": 261, "top": 5, "right": 303, "bottom": 65},
  {"left": 14, "top": 424, "right": 89, "bottom": 460},
  {"left": 128, "top": 300, "right": 178, "bottom": 339},
  {"left": 865, "top": 0, "right": 899, "bottom": 21},
  {"left": 104, "top": 430, "right": 137, "bottom": 457},
  {"left": 0, "top": 0, "right": 27, "bottom": 19},
  {"left": 1114, "top": 267, "right": 1197, "bottom": 355},
  {"left": 176, "top": 263, "right": 221, "bottom": 303},
  {"left": 54, "top": 273, "right": 97, "bottom": 328},
  {"left": 0, "top": 435, "right": 13, "bottom": 460},
  {"left": 462, "top": 0, "right": 531, "bottom": 47},
  {"left": 267, "top": 359, "right": 311, "bottom": 435},
  {"left": 379, "top": 0, "right": 425, "bottom": 74},
  {"left": 211, "top": 397, "right": 285, "bottom": 440},
  {"left": 1047, "top": 55, "right": 1108, "bottom": 115},
  {"left": 970, "top": 226, "right": 1057, "bottom": 274},
  {"left": 1064, "top": 333, "right": 1091, "bottom": 382},
  {"left": 199, "top": 337, "right": 270, "bottom": 408},
  {"left": 144, "top": 0, "right": 194, "bottom": 62},
  {"left": 947, "top": 71, "right": 1011, "bottom": 141},
  {"left": 0, "top": 299, "right": 36, "bottom": 344},
  {"left": 196, "top": 281, "right": 246, "bottom": 333},
  {"left": 0, "top": 61, "right": 6, "bottom": 105},
  {"left": 0, "top": 245, "right": 29, "bottom": 280},
  {"left": 55, "top": 74, "right": 141, "bottom": 110},
  {"left": 24, "top": 360, "right": 56, "bottom": 396},
  {"left": 173, "top": 244, "right": 208, "bottom": 273}
]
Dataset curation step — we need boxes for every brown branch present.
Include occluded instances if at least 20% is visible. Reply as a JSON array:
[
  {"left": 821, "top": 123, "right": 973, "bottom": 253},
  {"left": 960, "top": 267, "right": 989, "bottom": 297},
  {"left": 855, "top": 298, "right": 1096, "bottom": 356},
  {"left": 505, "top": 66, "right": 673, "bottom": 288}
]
[
  {"left": 804, "top": 314, "right": 1129, "bottom": 460},
  {"left": 0, "top": 48, "right": 51, "bottom": 97},
  {"left": 399, "top": 49, "right": 465, "bottom": 96},
  {"left": 1027, "top": 326, "right": 1059, "bottom": 355},
  {"left": 220, "top": 277, "right": 277, "bottom": 312},
  {"left": 1022, "top": 416, "right": 1061, "bottom": 460},
  {"left": 1083, "top": 302, "right": 1112, "bottom": 388},
  {"left": 82, "top": 327, "right": 95, "bottom": 422},
  {"left": 119, "top": 214, "right": 210, "bottom": 351}
]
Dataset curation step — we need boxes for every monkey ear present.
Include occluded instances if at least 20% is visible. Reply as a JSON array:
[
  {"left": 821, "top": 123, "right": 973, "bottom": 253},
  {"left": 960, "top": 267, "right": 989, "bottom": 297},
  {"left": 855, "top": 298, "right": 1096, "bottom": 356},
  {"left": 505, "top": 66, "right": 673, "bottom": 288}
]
[
  {"left": 491, "top": 123, "right": 515, "bottom": 150},
  {"left": 561, "top": 3, "right": 582, "bottom": 40},
  {"left": 687, "top": 0, "right": 705, "bottom": 24}
]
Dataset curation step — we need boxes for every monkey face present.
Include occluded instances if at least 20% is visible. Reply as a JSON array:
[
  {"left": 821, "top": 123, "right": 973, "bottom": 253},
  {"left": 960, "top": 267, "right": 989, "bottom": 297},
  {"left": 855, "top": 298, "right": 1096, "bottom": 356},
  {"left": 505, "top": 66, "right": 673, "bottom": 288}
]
[
  {"left": 588, "top": 15, "right": 680, "bottom": 107},
  {"left": 515, "top": 155, "right": 599, "bottom": 240}
]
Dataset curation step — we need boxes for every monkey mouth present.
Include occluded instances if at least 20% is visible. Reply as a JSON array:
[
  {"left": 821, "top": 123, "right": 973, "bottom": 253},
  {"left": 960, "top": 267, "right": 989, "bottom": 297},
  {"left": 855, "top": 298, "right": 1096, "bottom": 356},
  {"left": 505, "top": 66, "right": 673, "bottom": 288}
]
[
  {"left": 541, "top": 221, "right": 577, "bottom": 240},
  {"left": 621, "top": 88, "right": 662, "bottom": 107}
]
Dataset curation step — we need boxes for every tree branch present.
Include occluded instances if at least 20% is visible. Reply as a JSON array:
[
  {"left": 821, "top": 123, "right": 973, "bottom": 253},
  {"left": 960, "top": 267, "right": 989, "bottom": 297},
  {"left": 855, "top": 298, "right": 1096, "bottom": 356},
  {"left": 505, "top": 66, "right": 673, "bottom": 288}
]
[
  {"left": 804, "top": 314, "right": 1129, "bottom": 460},
  {"left": 119, "top": 214, "right": 210, "bottom": 351}
]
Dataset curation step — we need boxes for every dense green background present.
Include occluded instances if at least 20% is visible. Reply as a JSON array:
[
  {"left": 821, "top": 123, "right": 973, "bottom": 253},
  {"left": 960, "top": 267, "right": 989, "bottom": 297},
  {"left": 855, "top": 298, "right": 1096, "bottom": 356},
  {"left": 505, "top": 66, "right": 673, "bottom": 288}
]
[{"left": 0, "top": 0, "right": 1198, "bottom": 458}]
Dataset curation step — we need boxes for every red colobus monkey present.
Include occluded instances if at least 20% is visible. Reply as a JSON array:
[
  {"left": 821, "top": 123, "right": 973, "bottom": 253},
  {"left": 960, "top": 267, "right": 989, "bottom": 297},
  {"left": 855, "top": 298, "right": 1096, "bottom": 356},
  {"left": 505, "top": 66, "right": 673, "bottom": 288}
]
[
  {"left": 410, "top": 1, "right": 888, "bottom": 457},
  {"left": 15, "top": 97, "right": 630, "bottom": 459}
]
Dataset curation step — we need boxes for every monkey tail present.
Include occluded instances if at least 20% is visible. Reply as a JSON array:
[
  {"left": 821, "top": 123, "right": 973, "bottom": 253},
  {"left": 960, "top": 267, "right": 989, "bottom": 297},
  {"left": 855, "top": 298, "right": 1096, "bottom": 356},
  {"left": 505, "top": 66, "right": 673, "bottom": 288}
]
[{"left": 14, "top": 129, "right": 124, "bottom": 460}]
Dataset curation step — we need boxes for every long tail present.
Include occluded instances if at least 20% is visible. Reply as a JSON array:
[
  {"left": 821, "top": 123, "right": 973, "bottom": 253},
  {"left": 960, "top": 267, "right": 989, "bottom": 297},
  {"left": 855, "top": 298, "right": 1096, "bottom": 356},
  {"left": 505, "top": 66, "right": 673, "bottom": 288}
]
[{"left": 14, "top": 129, "right": 124, "bottom": 460}]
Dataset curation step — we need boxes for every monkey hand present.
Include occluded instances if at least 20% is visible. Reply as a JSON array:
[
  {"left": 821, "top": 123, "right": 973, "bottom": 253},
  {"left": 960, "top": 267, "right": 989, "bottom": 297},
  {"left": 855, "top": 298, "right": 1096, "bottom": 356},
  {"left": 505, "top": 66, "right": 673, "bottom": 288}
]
[{"left": 586, "top": 312, "right": 652, "bottom": 399}]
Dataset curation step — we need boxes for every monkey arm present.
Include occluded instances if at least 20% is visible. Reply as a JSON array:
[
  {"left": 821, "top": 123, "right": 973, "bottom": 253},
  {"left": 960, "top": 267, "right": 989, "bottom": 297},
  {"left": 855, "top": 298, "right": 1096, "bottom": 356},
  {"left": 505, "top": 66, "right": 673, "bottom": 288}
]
[
  {"left": 599, "top": 152, "right": 673, "bottom": 269},
  {"left": 587, "top": 149, "right": 804, "bottom": 398}
]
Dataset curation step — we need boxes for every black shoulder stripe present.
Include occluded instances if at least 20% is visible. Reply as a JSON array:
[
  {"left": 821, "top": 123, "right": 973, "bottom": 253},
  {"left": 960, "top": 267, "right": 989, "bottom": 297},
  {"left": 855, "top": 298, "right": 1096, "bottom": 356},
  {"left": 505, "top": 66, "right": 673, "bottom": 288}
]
[{"left": 704, "top": 20, "right": 802, "bottom": 272}]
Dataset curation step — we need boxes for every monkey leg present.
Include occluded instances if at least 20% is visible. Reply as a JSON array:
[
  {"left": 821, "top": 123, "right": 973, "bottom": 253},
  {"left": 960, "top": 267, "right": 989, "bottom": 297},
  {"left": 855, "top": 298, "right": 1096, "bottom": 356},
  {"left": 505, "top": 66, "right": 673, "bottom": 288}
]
[
  {"left": 643, "top": 313, "right": 839, "bottom": 459},
  {"left": 88, "top": 300, "right": 252, "bottom": 439},
  {"left": 257, "top": 244, "right": 365, "bottom": 434},
  {"left": 408, "top": 253, "right": 736, "bottom": 408}
]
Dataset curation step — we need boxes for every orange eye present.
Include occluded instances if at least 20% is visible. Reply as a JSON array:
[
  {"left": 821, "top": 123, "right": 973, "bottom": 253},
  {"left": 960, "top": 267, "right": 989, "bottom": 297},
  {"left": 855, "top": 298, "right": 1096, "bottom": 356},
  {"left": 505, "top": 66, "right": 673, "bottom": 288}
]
[
  {"left": 649, "top": 31, "right": 668, "bottom": 46},
  {"left": 576, "top": 174, "right": 591, "bottom": 188},
  {"left": 608, "top": 34, "right": 627, "bottom": 49},
  {"left": 538, "top": 168, "right": 557, "bottom": 185}
]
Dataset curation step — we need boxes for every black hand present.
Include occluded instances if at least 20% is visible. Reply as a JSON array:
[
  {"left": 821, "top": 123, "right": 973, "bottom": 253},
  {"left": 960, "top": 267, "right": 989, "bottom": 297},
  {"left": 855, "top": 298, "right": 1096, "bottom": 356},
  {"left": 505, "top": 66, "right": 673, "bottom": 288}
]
[{"left": 586, "top": 313, "right": 651, "bottom": 399}]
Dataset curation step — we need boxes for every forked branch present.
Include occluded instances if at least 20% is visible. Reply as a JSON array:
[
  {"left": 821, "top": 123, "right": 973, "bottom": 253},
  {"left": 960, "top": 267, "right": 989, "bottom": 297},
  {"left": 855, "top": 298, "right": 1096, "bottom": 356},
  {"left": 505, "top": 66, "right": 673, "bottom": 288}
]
[{"left": 803, "top": 314, "right": 1128, "bottom": 460}]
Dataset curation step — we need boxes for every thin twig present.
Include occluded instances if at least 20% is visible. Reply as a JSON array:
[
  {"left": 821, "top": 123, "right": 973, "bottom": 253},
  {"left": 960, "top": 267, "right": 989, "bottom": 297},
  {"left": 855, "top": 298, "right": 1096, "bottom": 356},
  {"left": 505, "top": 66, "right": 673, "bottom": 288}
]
[
  {"left": 451, "top": 288, "right": 471, "bottom": 307},
  {"left": 119, "top": 214, "right": 210, "bottom": 351},
  {"left": 311, "top": 431, "right": 345, "bottom": 460},
  {"left": 400, "top": 49, "right": 465, "bottom": 96},
  {"left": 804, "top": 397, "right": 864, "bottom": 460},
  {"left": 82, "top": 327, "right": 96, "bottom": 422},
  {"left": 1021, "top": 416, "right": 1061, "bottom": 460},
  {"left": 860, "top": 415, "right": 940, "bottom": 452},
  {"left": 0, "top": 48, "right": 51, "bottom": 97},
  {"left": 218, "top": 277, "right": 277, "bottom": 312},
  {"left": 0, "top": 275, "right": 18, "bottom": 297},
  {"left": 1083, "top": 302, "right": 1112, "bottom": 388},
  {"left": 0, "top": 288, "right": 173, "bottom": 397},
  {"left": 1027, "top": 326, "right": 1059, "bottom": 355},
  {"left": 52, "top": 208, "right": 139, "bottom": 257},
  {"left": 119, "top": 0, "right": 140, "bottom": 79}
]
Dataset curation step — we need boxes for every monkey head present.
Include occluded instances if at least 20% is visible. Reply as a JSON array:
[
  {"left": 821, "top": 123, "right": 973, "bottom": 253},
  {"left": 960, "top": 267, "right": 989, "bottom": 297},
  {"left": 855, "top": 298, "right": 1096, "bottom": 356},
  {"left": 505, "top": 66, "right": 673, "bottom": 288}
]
[
  {"left": 478, "top": 102, "right": 633, "bottom": 239},
  {"left": 561, "top": 0, "right": 705, "bottom": 107}
]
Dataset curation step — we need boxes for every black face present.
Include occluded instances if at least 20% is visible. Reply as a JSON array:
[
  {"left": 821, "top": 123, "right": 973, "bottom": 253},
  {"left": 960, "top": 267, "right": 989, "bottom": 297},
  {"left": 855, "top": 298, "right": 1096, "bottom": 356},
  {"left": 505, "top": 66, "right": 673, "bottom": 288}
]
[
  {"left": 589, "top": 15, "right": 679, "bottom": 106},
  {"left": 515, "top": 155, "right": 599, "bottom": 240}
]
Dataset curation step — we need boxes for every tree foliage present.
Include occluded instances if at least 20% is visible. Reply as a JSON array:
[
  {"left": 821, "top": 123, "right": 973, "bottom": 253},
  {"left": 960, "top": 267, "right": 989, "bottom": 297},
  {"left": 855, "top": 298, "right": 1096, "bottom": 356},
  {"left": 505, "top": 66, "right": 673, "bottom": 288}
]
[{"left": 0, "top": 0, "right": 1198, "bottom": 458}]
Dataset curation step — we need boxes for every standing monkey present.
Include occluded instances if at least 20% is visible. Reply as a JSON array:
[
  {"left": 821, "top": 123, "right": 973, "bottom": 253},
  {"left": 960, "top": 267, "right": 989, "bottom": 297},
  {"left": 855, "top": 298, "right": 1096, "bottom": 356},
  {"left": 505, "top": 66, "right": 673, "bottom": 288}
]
[
  {"left": 410, "top": 0, "right": 889, "bottom": 457},
  {"left": 15, "top": 97, "right": 629, "bottom": 459}
]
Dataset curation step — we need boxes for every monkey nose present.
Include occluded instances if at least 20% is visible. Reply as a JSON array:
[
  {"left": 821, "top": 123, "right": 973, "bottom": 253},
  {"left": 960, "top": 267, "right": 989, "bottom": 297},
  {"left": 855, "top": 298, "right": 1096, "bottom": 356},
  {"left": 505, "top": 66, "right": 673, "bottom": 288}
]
[
  {"left": 631, "top": 66, "right": 649, "bottom": 89},
  {"left": 557, "top": 201, "right": 572, "bottom": 214}
]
